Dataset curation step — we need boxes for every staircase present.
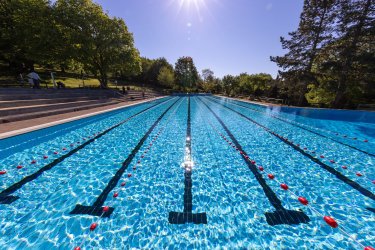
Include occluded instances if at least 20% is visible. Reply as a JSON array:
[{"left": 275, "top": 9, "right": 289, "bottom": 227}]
[{"left": 0, "top": 88, "right": 163, "bottom": 123}]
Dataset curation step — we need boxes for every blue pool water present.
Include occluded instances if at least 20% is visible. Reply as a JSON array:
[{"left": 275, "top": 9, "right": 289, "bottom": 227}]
[{"left": 0, "top": 95, "right": 374, "bottom": 249}]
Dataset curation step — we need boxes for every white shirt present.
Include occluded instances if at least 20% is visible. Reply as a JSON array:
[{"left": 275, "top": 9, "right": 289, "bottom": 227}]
[{"left": 27, "top": 72, "right": 40, "bottom": 81}]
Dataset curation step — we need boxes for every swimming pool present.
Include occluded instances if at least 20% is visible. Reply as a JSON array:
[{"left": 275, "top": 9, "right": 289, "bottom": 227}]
[{"left": 0, "top": 95, "right": 374, "bottom": 249}]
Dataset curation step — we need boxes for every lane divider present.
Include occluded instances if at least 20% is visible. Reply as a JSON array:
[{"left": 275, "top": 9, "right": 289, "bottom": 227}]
[
  {"left": 295, "top": 145, "right": 374, "bottom": 186},
  {"left": 198, "top": 97, "right": 373, "bottom": 250},
  {"left": 0, "top": 98, "right": 175, "bottom": 205},
  {"left": 204, "top": 97, "right": 375, "bottom": 200},
  {"left": 195, "top": 97, "right": 310, "bottom": 226},
  {"left": 212, "top": 96, "right": 370, "bottom": 145},
  {"left": 0, "top": 98, "right": 172, "bottom": 176},
  {"left": 210, "top": 97, "right": 375, "bottom": 184},
  {"left": 72, "top": 98, "right": 184, "bottom": 250}
]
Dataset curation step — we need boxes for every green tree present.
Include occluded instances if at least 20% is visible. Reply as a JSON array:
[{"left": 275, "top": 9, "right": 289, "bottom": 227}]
[
  {"left": 157, "top": 66, "right": 175, "bottom": 88},
  {"left": 201, "top": 68, "right": 214, "bottom": 83},
  {"left": 54, "top": 0, "right": 141, "bottom": 88},
  {"left": 148, "top": 57, "right": 173, "bottom": 85},
  {"left": 134, "top": 57, "right": 174, "bottom": 85},
  {"left": 305, "top": 83, "right": 335, "bottom": 107},
  {"left": 222, "top": 75, "right": 238, "bottom": 96},
  {"left": 329, "top": 0, "right": 373, "bottom": 107},
  {"left": 174, "top": 56, "right": 198, "bottom": 89},
  {"left": 200, "top": 68, "right": 217, "bottom": 93},
  {"left": 270, "top": 0, "right": 336, "bottom": 105},
  {"left": 237, "top": 73, "right": 252, "bottom": 95},
  {"left": 0, "top": 0, "right": 57, "bottom": 70},
  {"left": 250, "top": 73, "right": 273, "bottom": 96}
]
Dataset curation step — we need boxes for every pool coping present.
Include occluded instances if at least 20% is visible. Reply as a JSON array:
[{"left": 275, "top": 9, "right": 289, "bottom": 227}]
[
  {"left": 216, "top": 95, "right": 375, "bottom": 112},
  {"left": 0, "top": 96, "right": 165, "bottom": 140},
  {"left": 215, "top": 95, "right": 269, "bottom": 107}
]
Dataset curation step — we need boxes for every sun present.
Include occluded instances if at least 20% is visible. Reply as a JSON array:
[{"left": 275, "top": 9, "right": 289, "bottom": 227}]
[
  {"left": 179, "top": 0, "right": 205, "bottom": 9},
  {"left": 170, "top": 0, "right": 208, "bottom": 15}
]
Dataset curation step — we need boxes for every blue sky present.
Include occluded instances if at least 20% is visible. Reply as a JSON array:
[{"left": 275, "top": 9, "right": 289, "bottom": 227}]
[{"left": 95, "top": 0, "right": 303, "bottom": 78}]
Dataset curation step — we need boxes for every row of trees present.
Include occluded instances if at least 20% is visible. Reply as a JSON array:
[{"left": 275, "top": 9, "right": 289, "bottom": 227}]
[
  {"left": 271, "top": 0, "right": 374, "bottom": 108},
  {"left": 132, "top": 55, "right": 275, "bottom": 96},
  {"left": 0, "top": 0, "right": 141, "bottom": 88}
]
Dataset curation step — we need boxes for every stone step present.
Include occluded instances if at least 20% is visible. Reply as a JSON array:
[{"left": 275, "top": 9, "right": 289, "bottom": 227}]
[
  {"left": 0, "top": 93, "right": 118, "bottom": 101},
  {"left": 0, "top": 99, "right": 112, "bottom": 116},
  {"left": 0, "top": 89, "right": 120, "bottom": 100},
  {"left": 0, "top": 100, "right": 122, "bottom": 124},
  {"left": 0, "top": 97, "right": 103, "bottom": 108}
]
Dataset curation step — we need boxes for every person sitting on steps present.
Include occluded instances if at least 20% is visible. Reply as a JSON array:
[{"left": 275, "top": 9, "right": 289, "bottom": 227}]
[{"left": 27, "top": 69, "right": 41, "bottom": 89}]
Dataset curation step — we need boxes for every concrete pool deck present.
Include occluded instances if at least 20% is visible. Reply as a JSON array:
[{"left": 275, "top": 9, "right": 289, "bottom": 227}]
[{"left": 0, "top": 96, "right": 165, "bottom": 139}]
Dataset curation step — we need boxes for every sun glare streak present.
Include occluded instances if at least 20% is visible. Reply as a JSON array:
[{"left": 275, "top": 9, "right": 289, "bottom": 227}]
[{"left": 168, "top": 0, "right": 209, "bottom": 18}]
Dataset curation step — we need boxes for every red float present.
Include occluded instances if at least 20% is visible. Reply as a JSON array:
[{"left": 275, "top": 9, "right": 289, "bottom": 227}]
[
  {"left": 364, "top": 140, "right": 368, "bottom": 142},
  {"left": 320, "top": 155, "right": 325, "bottom": 158},
  {"left": 103, "top": 206, "right": 109, "bottom": 212},
  {"left": 74, "top": 247, "right": 81, "bottom": 250},
  {"left": 89, "top": 223, "right": 98, "bottom": 231},
  {"left": 43, "top": 156, "right": 48, "bottom": 159},
  {"left": 121, "top": 182, "right": 126, "bottom": 186},
  {"left": 113, "top": 192, "right": 119, "bottom": 198},
  {"left": 324, "top": 216, "right": 338, "bottom": 228},
  {"left": 303, "top": 147, "right": 307, "bottom": 150},
  {"left": 133, "top": 167, "right": 136, "bottom": 170},
  {"left": 298, "top": 197, "right": 308, "bottom": 205},
  {"left": 330, "top": 160, "right": 335, "bottom": 163},
  {"left": 63, "top": 148, "right": 66, "bottom": 151},
  {"left": 372, "top": 180, "right": 375, "bottom": 184},
  {"left": 54, "top": 152, "right": 58, "bottom": 154},
  {"left": 0, "top": 170, "right": 6, "bottom": 175},
  {"left": 141, "top": 155, "right": 144, "bottom": 158},
  {"left": 258, "top": 166, "right": 264, "bottom": 171},
  {"left": 17, "top": 165, "right": 23, "bottom": 169},
  {"left": 128, "top": 173, "right": 132, "bottom": 178},
  {"left": 356, "top": 172, "right": 362, "bottom": 177},
  {"left": 280, "top": 183, "right": 289, "bottom": 190},
  {"left": 365, "top": 246, "right": 375, "bottom": 250},
  {"left": 251, "top": 160, "right": 256, "bottom": 165},
  {"left": 31, "top": 160, "right": 36, "bottom": 164},
  {"left": 70, "top": 144, "right": 74, "bottom": 147},
  {"left": 342, "top": 166, "right": 348, "bottom": 169},
  {"left": 268, "top": 174, "right": 275, "bottom": 180}
]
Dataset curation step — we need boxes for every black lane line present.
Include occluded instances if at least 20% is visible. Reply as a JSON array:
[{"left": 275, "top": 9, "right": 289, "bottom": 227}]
[
  {"left": 0, "top": 97, "right": 172, "bottom": 205},
  {"left": 210, "top": 96, "right": 375, "bottom": 157},
  {"left": 70, "top": 97, "right": 181, "bottom": 218},
  {"left": 198, "top": 97, "right": 310, "bottom": 226},
  {"left": 205, "top": 97, "right": 375, "bottom": 201},
  {"left": 169, "top": 96, "right": 207, "bottom": 224}
]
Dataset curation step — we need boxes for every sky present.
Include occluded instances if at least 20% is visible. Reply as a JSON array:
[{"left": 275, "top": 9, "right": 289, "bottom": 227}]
[{"left": 95, "top": 0, "right": 304, "bottom": 78}]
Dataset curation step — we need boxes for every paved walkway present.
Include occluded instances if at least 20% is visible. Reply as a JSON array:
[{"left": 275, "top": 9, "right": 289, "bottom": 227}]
[{"left": 0, "top": 97, "right": 163, "bottom": 139}]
